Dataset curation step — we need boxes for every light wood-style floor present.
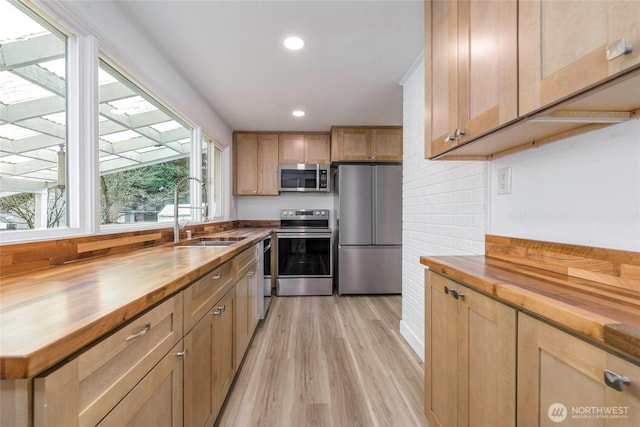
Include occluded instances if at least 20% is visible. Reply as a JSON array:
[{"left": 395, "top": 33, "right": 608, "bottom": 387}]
[{"left": 216, "top": 295, "right": 429, "bottom": 427}]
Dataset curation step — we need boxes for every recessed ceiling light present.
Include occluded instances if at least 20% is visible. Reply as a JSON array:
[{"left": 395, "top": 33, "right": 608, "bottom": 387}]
[
  {"left": 292, "top": 110, "right": 305, "bottom": 117},
  {"left": 284, "top": 36, "right": 305, "bottom": 50}
]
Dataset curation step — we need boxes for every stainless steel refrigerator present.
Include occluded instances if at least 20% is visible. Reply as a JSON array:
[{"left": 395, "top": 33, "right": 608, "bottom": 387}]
[{"left": 334, "top": 164, "right": 402, "bottom": 294}]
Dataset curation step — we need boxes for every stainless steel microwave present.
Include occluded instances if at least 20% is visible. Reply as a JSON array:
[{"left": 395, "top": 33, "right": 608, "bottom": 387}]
[{"left": 278, "top": 163, "right": 330, "bottom": 192}]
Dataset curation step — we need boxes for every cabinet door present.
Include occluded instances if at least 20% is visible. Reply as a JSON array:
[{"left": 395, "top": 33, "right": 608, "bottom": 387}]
[
  {"left": 340, "top": 128, "right": 371, "bottom": 161},
  {"left": 425, "top": 271, "right": 516, "bottom": 427},
  {"left": 234, "top": 261, "right": 258, "bottom": 368},
  {"left": 371, "top": 128, "right": 402, "bottom": 161},
  {"left": 97, "top": 341, "right": 184, "bottom": 427},
  {"left": 257, "top": 134, "right": 279, "bottom": 195},
  {"left": 212, "top": 288, "right": 235, "bottom": 417},
  {"left": 457, "top": 0, "right": 517, "bottom": 144},
  {"left": 430, "top": 0, "right": 459, "bottom": 156},
  {"left": 519, "top": 0, "right": 640, "bottom": 115},
  {"left": 425, "top": 271, "right": 458, "bottom": 427},
  {"left": 278, "top": 134, "right": 305, "bottom": 163},
  {"left": 304, "top": 134, "right": 330, "bottom": 164},
  {"left": 234, "top": 133, "right": 258, "bottom": 195},
  {"left": 518, "top": 313, "right": 640, "bottom": 427},
  {"left": 457, "top": 283, "right": 516, "bottom": 427},
  {"left": 184, "top": 314, "right": 215, "bottom": 427}
]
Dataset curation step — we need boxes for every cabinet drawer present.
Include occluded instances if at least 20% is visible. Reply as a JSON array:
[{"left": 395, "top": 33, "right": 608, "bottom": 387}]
[
  {"left": 234, "top": 245, "right": 259, "bottom": 278},
  {"left": 183, "top": 261, "right": 235, "bottom": 333},
  {"left": 34, "top": 294, "right": 183, "bottom": 427}
]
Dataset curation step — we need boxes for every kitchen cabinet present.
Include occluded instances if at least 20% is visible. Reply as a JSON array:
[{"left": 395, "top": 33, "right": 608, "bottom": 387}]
[
  {"left": 278, "top": 133, "right": 330, "bottom": 164},
  {"left": 427, "top": 0, "right": 518, "bottom": 158},
  {"left": 97, "top": 340, "right": 184, "bottom": 427},
  {"left": 33, "top": 294, "right": 183, "bottom": 426},
  {"left": 234, "top": 246, "right": 260, "bottom": 368},
  {"left": 424, "top": 270, "right": 516, "bottom": 427},
  {"left": 233, "top": 133, "right": 279, "bottom": 195},
  {"left": 331, "top": 126, "right": 402, "bottom": 162},
  {"left": 518, "top": 313, "right": 640, "bottom": 427},
  {"left": 519, "top": 0, "right": 640, "bottom": 116},
  {"left": 211, "top": 288, "right": 236, "bottom": 419},
  {"left": 425, "top": 0, "right": 640, "bottom": 160}
]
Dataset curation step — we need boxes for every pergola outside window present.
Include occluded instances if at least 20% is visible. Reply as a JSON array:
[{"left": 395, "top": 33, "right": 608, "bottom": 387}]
[{"left": 0, "top": 0, "right": 68, "bottom": 231}]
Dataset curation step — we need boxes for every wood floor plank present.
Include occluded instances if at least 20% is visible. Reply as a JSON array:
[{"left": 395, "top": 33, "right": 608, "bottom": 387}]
[{"left": 216, "top": 295, "right": 429, "bottom": 427}]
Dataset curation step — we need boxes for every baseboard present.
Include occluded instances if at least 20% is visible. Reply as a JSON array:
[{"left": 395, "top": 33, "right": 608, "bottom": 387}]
[{"left": 399, "top": 319, "right": 425, "bottom": 362}]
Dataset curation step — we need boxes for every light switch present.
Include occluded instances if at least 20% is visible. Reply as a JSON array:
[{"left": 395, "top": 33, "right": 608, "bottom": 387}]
[{"left": 498, "top": 167, "right": 512, "bottom": 195}]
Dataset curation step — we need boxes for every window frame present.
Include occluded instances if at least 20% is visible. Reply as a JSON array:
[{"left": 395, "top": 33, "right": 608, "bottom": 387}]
[{"left": 0, "top": 1, "right": 228, "bottom": 243}]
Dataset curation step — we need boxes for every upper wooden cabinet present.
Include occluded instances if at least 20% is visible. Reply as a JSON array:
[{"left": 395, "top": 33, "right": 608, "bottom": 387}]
[
  {"left": 233, "top": 133, "right": 279, "bottom": 195},
  {"left": 278, "top": 133, "right": 330, "bottom": 164},
  {"left": 519, "top": 0, "right": 640, "bottom": 115},
  {"left": 426, "top": 0, "right": 640, "bottom": 160},
  {"left": 331, "top": 126, "right": 402, "bottom": 162},
  {"left": 428, "top": 0, "right": 518, "bottom": 158}
]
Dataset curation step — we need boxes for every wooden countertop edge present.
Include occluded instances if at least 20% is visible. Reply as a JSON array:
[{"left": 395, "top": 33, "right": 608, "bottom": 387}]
[
  {"left": 420, "top": 255, "right": 640, "bottom": 361},
  {"left": 0, "top": 228, "right": 273, "bottom": 379}
]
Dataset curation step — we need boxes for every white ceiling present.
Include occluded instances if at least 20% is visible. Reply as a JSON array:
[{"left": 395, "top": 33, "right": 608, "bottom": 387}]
[{"left": 116, "top": 0, "right": 425, "bottom": 132}]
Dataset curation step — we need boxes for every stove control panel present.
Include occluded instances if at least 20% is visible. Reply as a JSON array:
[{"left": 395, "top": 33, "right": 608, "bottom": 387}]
[{"left": 280, "top": 209, "right": 329, "bottom": 220}]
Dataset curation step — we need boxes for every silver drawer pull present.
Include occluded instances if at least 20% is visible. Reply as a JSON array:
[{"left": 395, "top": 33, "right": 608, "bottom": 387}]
[
  {"left": 126, "top": 323, "right": 151, "bottom": 342},
  {"left": 211, "top": 309, "right": 222, "bottom": 316},
  {"left": 607, "top": 38, "right": 633, "bottom": 61},
  {"left": 604, "top": 369, "right": 631, "bottom": 392},
  {"left": 248, "top": 271, "right": 255, "bottom": 276},
  {"left": 212, "top": 273, "right": 222, "bottom": 279},
  {"left": 451, "top": 289, "right": 464, "bottom": 300},
  {"left": 176, "top": 349, "right": 188, "bottom": 359},
  {"left": 218, "top": 305, "right": 226, "bottom": 312}
]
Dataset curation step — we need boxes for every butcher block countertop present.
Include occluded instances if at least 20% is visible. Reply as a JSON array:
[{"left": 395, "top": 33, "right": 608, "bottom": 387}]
[
  {"left": 420, "top": 235, "right": 640, "bottom": 362},
  {"left": 0, "top": 227, "right": 272, "bottom": 379}
]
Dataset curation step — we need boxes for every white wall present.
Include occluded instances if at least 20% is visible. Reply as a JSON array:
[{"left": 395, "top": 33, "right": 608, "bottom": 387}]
[
  {"left": 489, "top": 119, "right": 640, "bottom": 251},
  {"left": 400, "top": 57, "right": 640, "bottom": 361},
  {"left": 236, "top": 193, "right": 333, "bottom": 221},
  {"left": 400, "top": 57, "right": 487, "bottom": 361}
]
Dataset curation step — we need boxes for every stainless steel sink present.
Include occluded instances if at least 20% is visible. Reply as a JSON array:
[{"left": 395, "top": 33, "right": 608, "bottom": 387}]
[
  {"left": 180, "top": 236, "right": 246, "bottom": 247},
  {"left": 187, "top": 240, "right": 236, "bottom": 247}
]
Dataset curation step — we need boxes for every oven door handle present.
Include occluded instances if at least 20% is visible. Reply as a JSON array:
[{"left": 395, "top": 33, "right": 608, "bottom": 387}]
[{"left": 277, "top": 233, "right": 331, "bottom": 239}]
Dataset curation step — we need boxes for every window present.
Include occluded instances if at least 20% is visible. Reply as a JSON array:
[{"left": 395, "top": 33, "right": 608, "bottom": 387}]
[
  {"left": 202, "top": 137, "right": 223, "bottom": 219},
  {"left": 98, "top": 61, "right": 193, "bottom": 226},
  {"left": 0, "top": 0, "right": 68, "bottom": 231}
]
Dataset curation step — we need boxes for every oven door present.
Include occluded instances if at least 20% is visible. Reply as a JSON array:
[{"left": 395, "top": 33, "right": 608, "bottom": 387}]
[{"left": 276, "top": 232, "right": 333, "bottom": 296}]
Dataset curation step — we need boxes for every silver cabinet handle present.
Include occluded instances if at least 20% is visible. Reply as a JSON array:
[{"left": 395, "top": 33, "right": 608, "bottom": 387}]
[
  {"left": 604, "top": 369, "right": 631, "bottom": 392},
  {"left": 607, "top": 38, "right": 634, "bottom": 61},
  {"left": 211, "top": 309, "right": 221, "bottom": 316},
  {"left": 444, "top": 134, "right": 455, "bottom": 143},
  {"left": 454, "top": 128, "right": 466, "bottom": 138},
  {"left": 176, "top": 349, "right": 188, "bottom": 359},
  {"left": 218, "top": 305, "right": 226, "bottom": 312},
  {"left": 126, "top": 323, "right": 151, "bottom": 342},
  {"left": 443, "top": 286, "right": 464, "bottom": 300},
  {"left": 213, "top": 273, "right": 222, "bottom": 279},
  {"left": 248, "top": 271, "right": 255, "bottom": 276},
  {"left": 450, "top": 289, "right": 464, "bottom": 300}
]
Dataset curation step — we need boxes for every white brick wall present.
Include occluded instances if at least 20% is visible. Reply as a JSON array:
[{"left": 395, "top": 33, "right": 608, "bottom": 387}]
[{"left": 400, "top": 56, "right": 487, "bottom": 361}]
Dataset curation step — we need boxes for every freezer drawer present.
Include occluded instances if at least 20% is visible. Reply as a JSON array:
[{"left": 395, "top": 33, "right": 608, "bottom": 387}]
[{"left": 337, "top": 246, "right": 401, "bottom": 294}]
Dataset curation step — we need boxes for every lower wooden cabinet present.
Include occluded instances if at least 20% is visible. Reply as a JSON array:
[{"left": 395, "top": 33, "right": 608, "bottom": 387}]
[
  {"left": 33, "top": 294, "right": 183, "bottom": 427},
  {"left": 425, "top": 270, "right": 516, "bottom": 427},
  {"left": 211, "top": 287, "right": 235, "bottom": 418},
  {"left": 234, "top": 260, "right": 259, "bottom": 368},
  {"left": 97, "top": 341, "right": 184, "bottom": 427},
  {"left": 518, "top": 314, "right": 640, "bottom": 427}
]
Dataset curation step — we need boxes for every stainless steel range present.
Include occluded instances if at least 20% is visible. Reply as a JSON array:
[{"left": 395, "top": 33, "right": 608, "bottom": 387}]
[{"left": 276, "top": 209, "right": 333, "bottom": 296}]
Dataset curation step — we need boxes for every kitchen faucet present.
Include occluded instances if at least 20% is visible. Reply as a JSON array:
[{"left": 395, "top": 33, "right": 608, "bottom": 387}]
[{"left": 173, "top": 176, "right": 203, "bottom": 243}]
